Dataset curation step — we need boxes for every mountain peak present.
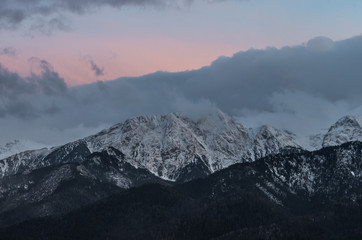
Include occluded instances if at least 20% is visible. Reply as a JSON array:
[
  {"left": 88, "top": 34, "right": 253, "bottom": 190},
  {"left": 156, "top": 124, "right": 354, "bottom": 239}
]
[
  {"left": 322, "top": 115, "right": 362, "bottom": 148},
  {"left": 84, "top": 110, "right": 299, "bottom": 181},
  {"left": 332, "top": 115, "right": 362, "bottom": 129}
]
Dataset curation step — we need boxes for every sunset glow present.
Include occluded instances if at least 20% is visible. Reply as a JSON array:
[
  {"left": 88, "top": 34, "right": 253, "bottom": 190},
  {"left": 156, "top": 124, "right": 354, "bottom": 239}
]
[{"left": 2, "top": 0, "right": 362, "bottom": 86}]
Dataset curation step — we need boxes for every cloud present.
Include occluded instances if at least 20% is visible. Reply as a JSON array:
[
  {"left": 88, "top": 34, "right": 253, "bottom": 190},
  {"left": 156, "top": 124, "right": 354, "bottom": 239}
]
[
  {"left": 90, "top": 60, "right": 104, "bottom": 77},
  {"left": 0, "top": 59, "right": 67, "bottom": 118},
  {"left": 81, "top": 56, "right": 105, "bottom": 77},
  {"left": 306, "top": 36, "right": 335, "bottom": 51},
  {"left": 70, "top": 35, "right": 362, "bottom": 131},
  {"left": 235, "top": 91, "right": 352, "bottom": 135},
  {"left": 0, "top": 0, "right": 245, "bottom": 32},
  {"left": 1, "top": 35, "right": 362, "bottom": 145},
  {"left": 28, "top": 17, "right": 70, "bottom": 36},
  {"left": 0, "top": 47, "right": 17, "bottom": 56}
]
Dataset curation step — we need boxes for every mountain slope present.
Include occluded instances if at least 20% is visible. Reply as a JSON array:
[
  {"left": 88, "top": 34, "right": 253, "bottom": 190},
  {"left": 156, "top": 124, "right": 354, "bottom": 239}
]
[
  {"left": 0, "top": 147, "right": 169, "bottom": 226},
  {"left": 1, "top": 141, "right": 362, "bottom": 239},
  {"left": 0, "top": 140, "right": 48, "bottom": 160}
]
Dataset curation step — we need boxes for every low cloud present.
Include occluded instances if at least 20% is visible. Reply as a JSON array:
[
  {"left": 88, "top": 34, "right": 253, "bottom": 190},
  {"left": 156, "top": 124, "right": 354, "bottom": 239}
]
[
  {"left": 1, "top": 35, "right": 362, "bottom": 145},
  {"left": 306, "top": 36, "right": 335, "bottom": 51}
]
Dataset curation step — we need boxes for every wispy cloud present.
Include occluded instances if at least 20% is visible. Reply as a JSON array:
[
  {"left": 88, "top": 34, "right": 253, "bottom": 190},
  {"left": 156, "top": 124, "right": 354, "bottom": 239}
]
[
  {"left": 90, "top": 60, "right": 104, "bottom": 77},
  {"left": 0, "top": 47, "right": 17, "bottom": 56},
  {"left": 81, "top": 56, "right": 105, "bottom": 77}
]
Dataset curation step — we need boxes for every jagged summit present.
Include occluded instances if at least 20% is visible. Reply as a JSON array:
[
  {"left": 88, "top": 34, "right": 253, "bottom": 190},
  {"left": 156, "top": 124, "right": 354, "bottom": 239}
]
[
  {"left": 322, "top": 115, "right": 362, "bottom": 148},
  {"left": 85, "top": 110, "right": 300, "bottom": 181},
  {"left": 335, "top": 115, "right": 362, "bottom": 126}
]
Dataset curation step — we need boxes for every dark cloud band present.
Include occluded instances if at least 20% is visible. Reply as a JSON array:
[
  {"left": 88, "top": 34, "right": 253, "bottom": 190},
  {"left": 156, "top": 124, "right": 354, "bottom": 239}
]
[{"left": 0, "top": 0, "right": 243, "bottom": 32}]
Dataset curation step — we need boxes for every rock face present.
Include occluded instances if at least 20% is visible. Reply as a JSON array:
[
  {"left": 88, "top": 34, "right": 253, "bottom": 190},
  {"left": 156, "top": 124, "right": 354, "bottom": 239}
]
[{"left": 0, "top": 110, "right": 301, "bottom": 182}]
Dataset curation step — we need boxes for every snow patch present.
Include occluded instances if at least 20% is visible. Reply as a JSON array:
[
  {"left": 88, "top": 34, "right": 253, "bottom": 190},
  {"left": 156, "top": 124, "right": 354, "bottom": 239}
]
[{"left": 256, "top": 183, "right": 283, "bottom": 206}]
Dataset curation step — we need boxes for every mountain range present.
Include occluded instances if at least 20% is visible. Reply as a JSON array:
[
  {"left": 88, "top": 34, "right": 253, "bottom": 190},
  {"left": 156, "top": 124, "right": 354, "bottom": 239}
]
[{"left": 0, "top": 111, "right": 362, "bottom": 239}]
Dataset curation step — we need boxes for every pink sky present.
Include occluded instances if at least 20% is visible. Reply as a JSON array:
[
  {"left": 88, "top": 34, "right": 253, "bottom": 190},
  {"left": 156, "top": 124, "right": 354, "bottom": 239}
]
[
  {"left": 1, "top": 0, "right": 362, "bottom": 86},
  {"left": 1, "top": 36, "right": 246, "bottom": 86}
]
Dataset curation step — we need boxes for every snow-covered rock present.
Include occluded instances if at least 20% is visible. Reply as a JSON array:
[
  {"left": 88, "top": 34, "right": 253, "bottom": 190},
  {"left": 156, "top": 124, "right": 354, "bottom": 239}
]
[
  {"left": 85, "top": 110, "right": 301, "bottom": 181},
  {"left": 0, "top": 140, "right": 49, "bottom": 160},
  {"left": 260, "top": 141, "right": 362, "bottom": 200},
  {"left": 322, "top": 116, "right": 362, "bottom": 147},
  {"left": 0, "top": 140, "right": 89, "bottom": 178},
  {"left": 295, "top": 116, "right": 362, "bottom": 150}
]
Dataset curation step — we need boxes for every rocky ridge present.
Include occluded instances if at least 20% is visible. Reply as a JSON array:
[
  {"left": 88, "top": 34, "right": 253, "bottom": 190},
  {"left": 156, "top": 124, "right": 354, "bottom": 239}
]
[{"left": 0, "top": 110, "right": 301, "bottom": 182}]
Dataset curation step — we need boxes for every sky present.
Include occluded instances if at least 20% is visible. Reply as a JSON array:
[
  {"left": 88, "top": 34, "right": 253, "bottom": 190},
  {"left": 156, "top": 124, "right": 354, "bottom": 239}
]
[
  {"left": 1, "top": 0, "right": 362, "bottom": 85},
  {"left": 1, "top": 0, "right": 362, "bottom": 145}
]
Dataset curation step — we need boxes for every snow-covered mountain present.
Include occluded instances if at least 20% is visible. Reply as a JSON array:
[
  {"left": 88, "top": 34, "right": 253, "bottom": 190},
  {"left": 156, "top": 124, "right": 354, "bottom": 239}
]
[
  {"left": 0, "top": 110, "right": 300, "bottom": 182},
  {"left": 3, "top": 112, "right": 362, "bottom": 184},
  {"left": 296, "top": 116, "right": 362, "bottom": 150},
  {"left": 322, "top": 116, "right": 362, "bottom": 147},
  {"left": 85, "top": 110, "right": 301, "bottom": 181},
  {"left": 0, "top": 140, "right": 48, "bottom": 160},
  {"left": 0, "top": 147, "right": 168, "bottom": 226},
  {"left": 2, "top": 112, "right": 362, "bottom": 231}
]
